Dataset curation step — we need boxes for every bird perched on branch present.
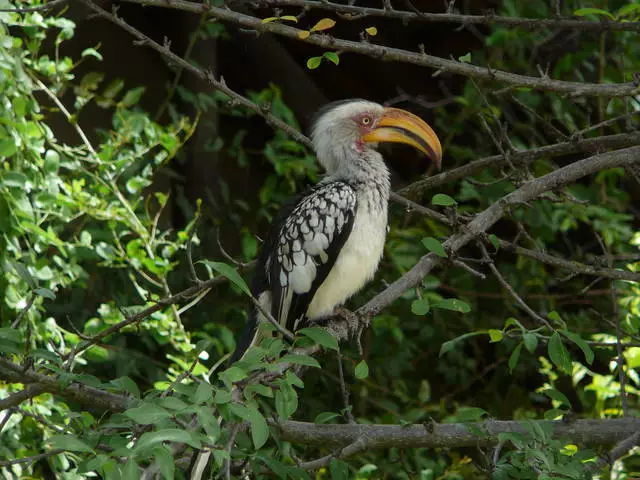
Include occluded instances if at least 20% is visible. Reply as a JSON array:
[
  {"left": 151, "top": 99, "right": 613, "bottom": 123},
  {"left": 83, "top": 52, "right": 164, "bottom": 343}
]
[{"left": 231, "top": 99, "right": 442, "bottom": 361}]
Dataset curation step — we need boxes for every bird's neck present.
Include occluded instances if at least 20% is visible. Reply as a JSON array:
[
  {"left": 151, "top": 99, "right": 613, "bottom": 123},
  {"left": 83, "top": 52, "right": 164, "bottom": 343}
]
[{"left": 321, "top": 149, "right": 390, "bottom": 213}]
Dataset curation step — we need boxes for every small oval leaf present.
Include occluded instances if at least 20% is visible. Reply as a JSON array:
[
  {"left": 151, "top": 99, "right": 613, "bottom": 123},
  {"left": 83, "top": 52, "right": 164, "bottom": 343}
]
[{"left": 311, "top": 18, "right": 336, "bottom": 32}]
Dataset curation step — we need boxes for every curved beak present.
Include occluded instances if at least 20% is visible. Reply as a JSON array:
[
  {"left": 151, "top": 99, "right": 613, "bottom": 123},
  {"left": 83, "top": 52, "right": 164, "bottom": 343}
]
[{"left": 362, "top": 107, "right": 443, "bottom": 169}]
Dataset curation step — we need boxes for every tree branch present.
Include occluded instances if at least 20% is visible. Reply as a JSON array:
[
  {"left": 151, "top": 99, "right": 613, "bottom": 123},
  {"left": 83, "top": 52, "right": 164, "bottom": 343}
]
[
  {"left": 113, "top": 0, "right": 640, "bottom": 97},
  {"left": 277, "top": 418, "right": 640, "bottom": 451},
  {"left": 77, "top": 0, "right": 313, "bottom": 149},
  {"left": 400, "top": 132, "right": 640, "bottom": 198},
  {"left": 250, "top": 0, "right": 640, "bottom": 32},
  {"left": 0, "top": 358, "right": 133, "bottom": 412},
  {"left": 361, "top": 146, "right": 640, "bottom": 317}
]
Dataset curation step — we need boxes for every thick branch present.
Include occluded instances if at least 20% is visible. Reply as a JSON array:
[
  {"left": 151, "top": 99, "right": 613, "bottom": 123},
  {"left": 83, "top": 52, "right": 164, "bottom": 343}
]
[
  {"left": 115, "top": 0, "right": 640, "bottom": 97},
  {"left": 0, "top": 358, "right": 133, "bottom": 412},
  {"left": 253, "top": 0, "right": 640, "bottom": 32},
  {"left": 400, "top": 132, "right": 640, "bottom": 198},
  {"left": 277, "top": 418, "right": 640, "bottom": 451},
  {"left": 361, "top": 146, "right": 640, "bottom": 316}
]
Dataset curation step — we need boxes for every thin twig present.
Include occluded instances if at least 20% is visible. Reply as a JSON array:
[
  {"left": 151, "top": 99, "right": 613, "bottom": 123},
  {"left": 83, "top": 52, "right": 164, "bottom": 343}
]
[
  {"left": 479, "top": 243, "right": 552, "bottom": 329},
  {"left": 0, "top": 449, "right": 66, "bottom": 467},
  {"left": 11, "top": 293, "right": 37, "bottom": 328},
  {"left": 0, "top": 0, "right": 68, "bottom": 12},
  {"left": 336, "top": 349, "right": 355, "bottom": 424}
]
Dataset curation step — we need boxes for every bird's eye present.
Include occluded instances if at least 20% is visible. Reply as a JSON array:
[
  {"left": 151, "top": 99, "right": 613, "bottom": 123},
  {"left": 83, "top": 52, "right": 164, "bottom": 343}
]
[{"left": 361, "top": 116, "right": 372, "bottom": 126}]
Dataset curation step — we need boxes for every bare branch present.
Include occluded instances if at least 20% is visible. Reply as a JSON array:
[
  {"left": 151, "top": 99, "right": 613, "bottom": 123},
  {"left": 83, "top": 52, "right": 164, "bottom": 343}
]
[
  {"left": 479, "top": 242, "right": 552, "bottom": 328},
  {"left": 113, "top": 0, "right": 640, "bottom": 97},
  {"left": 400, "top": 132, "right": 640, "bottom": 198},
  {"left": 250, "top": 0, "right": 640, "bottom": 32}
]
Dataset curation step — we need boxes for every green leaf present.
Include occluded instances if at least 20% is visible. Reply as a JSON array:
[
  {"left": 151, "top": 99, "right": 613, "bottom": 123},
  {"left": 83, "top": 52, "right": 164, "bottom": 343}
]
[
  {"left": 489, "top": 234, "right": 500, "bottom": 251},
  {"left": 297, "top": 327, "right": 339, "bottom": 351},
  {"left": 418, "top": 379, "right": 431, "bottom": 403},
  {"left": 440, "top": 331, "right": 484, "bottom": 356},
  {"left": 279, "top": 15, "right": 298, "bottom": 22},
  {"left": 122, "top": 459, "right": 140, "bottom": 480},
  {"left": 201, "top": 261, "right": 251, "bottom": 296},
  {"left": 11, "top": 261, "right": 37, "bottom": 289},
  {"left": 219, "top": 366, "right": 248, "bottom": 386},
  {"left": 322, "top": 51, "right": 340, "bottom": 65},
  {"left": 354, "top": 360, "right": 369, "bottom": 379},
  {"left": 543, "top": 388, "right": 572, "bottom": 408},
  {"left": 197, "top": 407, "right": 221, "bottom": 441},
  {"left": 314, "top": 411, "right": 340, "bottom": 424},
  {"left": 230, "top": 403, "right": 270, "bottom": 449},
  {"left": 560, "top": 330, "right": 594, "bottom": 365},
  {"left": 432, "top": 298, "right": 471, "bottom": 313},
  {"left": 488, "top": 329, "right": 503, "bottom": 342},
  {"left": 431, "top": 193, "right": 457, "bottom": 206},
  {"left": 306, "top": 56, "right": 322, "bottom": 69},
  {"left": 81, "top": 47, "right": 103, "bottom": 61},
  {"left": 124, "top": 404, "right": 172, "bottom": 425},
  {"left": 548, "top": 332, "right": 572, "bottom": 373},
  {"left": 34, "top": 287, "right": 56, "bottom": 300},
  {"left": 456, "top": 407, "right": 488, "bottom": 421},
  {"left": 194, "top": 383, "right": 213, "bottom": 404},
  {"left": 43, "top": 150, "right": 60, "bottom": 173},
  {"left": 458, "top": 52, "right": 471, "bottom": 63},
  {"left": 3, "top": 172, "right": 27, "bottom": 188},
  {"left": 279, "top": 354, "right": 321, "bottom": 368},
  {"left": 330, "top": 458, "right": 349, "bottom": 480},
  {"left": 120, "top": 87, "right": 145, "bottom": 107},
  {"left": 523, "top": 332, "right": 538, "bottom": 353},
  {"left": 411, "top": 298, "right": 430, "bottom": 315},
  {"left": 110, "top": 376, "right": 140, "bottom": 397},
  {"left": 508, "top": 342, "right": 523, "bottom": 373},
  {"left": 422, "top": 237, "right": 447, "bottom": 258},
  {"left": 261, "top": 17, "right": 278, "bottom": 23},
  {"left": 573, "top": 7, "right": 615, "bottom": 19},
  {"left": 275, "top": 380, "right": 298, "bottom": 420},
  {"left": 152, "top": 447, "right": 175, "bottom": 480},
  {"left": 0, "top": 139, "right": 17, "bottom": 158},
  {"left": 134, "top": 429, "right": 200, "bottom": 452},
  {"left": 47, "top": 435, "right": 94, "bottom": 453},
  {"left": 247, "top": 405, "right": 269, "bottom": 449}
]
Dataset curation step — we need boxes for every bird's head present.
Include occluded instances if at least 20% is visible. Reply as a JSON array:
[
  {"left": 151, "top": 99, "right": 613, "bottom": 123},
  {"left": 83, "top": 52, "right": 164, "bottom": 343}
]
[{"left": 311, "top": 99, "right": 442, "bottom": 175}]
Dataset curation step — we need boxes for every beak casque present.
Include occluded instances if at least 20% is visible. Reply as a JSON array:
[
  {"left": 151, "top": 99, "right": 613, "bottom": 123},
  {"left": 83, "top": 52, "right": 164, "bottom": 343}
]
[{"left": 362, "top": 107, "right": 443, "bottom": 169}]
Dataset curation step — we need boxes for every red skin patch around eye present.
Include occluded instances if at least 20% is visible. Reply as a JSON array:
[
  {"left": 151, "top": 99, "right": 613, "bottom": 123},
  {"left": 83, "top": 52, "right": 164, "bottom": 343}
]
[{"left": 353, "top": 112, "right": 376, "bottom": 151}]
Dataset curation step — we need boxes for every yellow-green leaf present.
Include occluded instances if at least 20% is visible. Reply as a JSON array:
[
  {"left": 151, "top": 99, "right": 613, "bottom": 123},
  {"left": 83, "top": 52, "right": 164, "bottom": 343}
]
[
  {"left": 280, "top": 15, "right": 298, "bottom": 22},
  {"left": 311, "top": 18, "right": 336, "bottom": 32},
  {"left": 306, "top": 56, "right": 322, "bottom": 69},
  {"left": 365, "top": 26, "right": 377, "bottom": 36},
  {"left": 298, "top": 30, "right": 310, "bottom": 39}
]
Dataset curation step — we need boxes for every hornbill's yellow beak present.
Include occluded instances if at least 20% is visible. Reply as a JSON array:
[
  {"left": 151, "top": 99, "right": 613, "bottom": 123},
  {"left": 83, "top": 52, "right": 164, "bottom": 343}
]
[{"left": 362, "top": 107, "right": 443, "bottom": 169}]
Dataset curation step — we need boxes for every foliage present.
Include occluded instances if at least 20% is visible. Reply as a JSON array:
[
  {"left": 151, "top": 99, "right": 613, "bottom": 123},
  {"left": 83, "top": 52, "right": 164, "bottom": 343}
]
[{"left": 0, "top": 0, "right": 639, "bottom": 478}]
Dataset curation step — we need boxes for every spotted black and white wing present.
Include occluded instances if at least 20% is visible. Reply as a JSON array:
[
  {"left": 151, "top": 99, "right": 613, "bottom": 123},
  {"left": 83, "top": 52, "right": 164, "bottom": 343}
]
[
  {"left": 266, "top": 181, "right": 357, "bottom": 331},
  {"left": 231, "top": 181, "right": 356, "bottom": 361}
]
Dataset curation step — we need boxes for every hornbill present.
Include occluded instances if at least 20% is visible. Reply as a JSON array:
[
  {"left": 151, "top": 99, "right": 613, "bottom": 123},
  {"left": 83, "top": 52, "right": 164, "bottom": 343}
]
[{"left": 231, "top": 99, "right": 442, "bottom": 361}]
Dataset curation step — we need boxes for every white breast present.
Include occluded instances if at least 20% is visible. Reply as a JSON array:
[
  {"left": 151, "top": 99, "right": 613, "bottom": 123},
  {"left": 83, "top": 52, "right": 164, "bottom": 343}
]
[{"left": 306, "top": 203, "right": 388, "bottom": 319}]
